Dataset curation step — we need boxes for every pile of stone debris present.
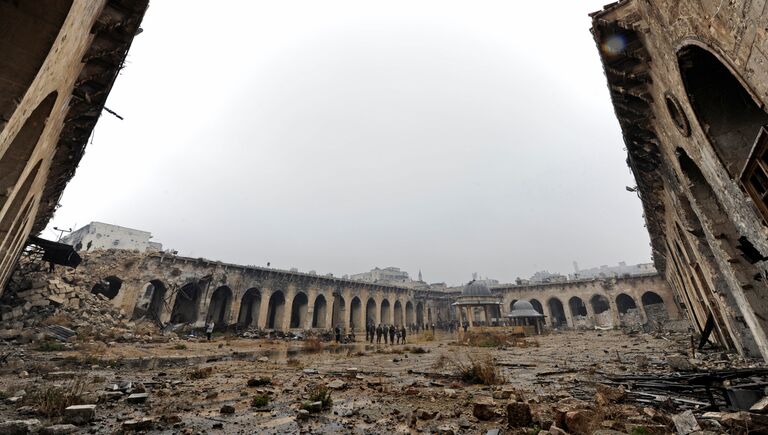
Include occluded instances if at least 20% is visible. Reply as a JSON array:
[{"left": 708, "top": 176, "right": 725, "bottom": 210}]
[{"left": 0, "top": 263, "right": 160, "bottom": 345}]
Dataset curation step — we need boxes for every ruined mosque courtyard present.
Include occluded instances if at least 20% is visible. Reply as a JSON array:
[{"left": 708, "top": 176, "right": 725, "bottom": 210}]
[{"left": 6, "top": 0, "right": 768, "bottom": 434}]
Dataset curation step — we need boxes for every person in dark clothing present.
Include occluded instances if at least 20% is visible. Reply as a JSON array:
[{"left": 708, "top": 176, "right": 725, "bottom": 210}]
[
  {"left": 384, "top": 325, "right": 389, "bottom": 344},
  {"left": 376, "top": 324, "right": 382, "bottom": 344},
  {"left": 400, "top": 325, "right": 407, "bottom": 344},
  {"left": 369, "top": 323, "right": 374, "bottom": 343},
  {"left": 365, "top": 323, "right": 371, "bottom": 342},
  {"left": 334, "top": 325, "right": 341, "bottom": 343},
  {"left": 463, "top": 322, "right": 468, "bottom": 333},
  {"left": 389, "top": 325, "right": 396, "bottom": 344}
]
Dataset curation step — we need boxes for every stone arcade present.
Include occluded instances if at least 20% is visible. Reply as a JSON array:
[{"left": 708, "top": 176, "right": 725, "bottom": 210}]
[{"left": 62, "top": 250, "right": 679, "bottom": 333}]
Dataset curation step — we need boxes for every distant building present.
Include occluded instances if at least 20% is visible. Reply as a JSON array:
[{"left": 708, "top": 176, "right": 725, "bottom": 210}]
[
  {"left": 528, "top": 270, "right": 567, "bottom": 284},
  {"left": 61, "top": 222, "right": 162, "bottom": 252},
  {"left": 571, "top": 262, "right": 656, "bottom": 280},
  {"left": 350, "top": 267, "right": 411, "bottom": 284}
]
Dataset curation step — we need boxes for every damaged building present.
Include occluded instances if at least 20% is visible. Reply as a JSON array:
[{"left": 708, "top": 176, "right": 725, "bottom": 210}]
[
  {"left": 0, "top": 1, "right": 149, "bottom": 290},
  {"left": 591, "top": 1, "right": 768, "bottom": 360}
]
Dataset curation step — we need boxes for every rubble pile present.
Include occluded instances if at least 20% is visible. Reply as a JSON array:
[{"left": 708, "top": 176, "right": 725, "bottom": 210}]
[{"left": 0, "top": 256, "right": 159, "bottom": 344}]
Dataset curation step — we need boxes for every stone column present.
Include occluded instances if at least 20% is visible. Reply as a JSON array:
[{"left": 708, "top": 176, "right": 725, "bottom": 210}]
[
  {"left": 257, "top": 289, "right": 272, "bottom": 329},
  {"left": 305, "top": 289, "right": 316, "bottom": 330},
  {"left": 324, "top": 290, "right": 334, "bottom": 330},
  {"left": 608, "top": 299, "right": 621, "bottom": 328},
  {"left": 343, "top": 290, "right": 352, "bottom": 333}
]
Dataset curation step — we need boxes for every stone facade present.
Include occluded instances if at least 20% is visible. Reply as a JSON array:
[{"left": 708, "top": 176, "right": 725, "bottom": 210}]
[
  {"left": 493, "top": 273, "right": 680, "bottom": 330},
  {"left": 29, "top": 250, "right": 681, "bottom": 334},
  {"left": 0, "top": 1, "right": 149, "bottom": 290},
  {"left": 61, "top": 222, "right": 162, "bottom": 252},
  {"left": 591, "top": 0, "right": 768, "bottom": 359}
]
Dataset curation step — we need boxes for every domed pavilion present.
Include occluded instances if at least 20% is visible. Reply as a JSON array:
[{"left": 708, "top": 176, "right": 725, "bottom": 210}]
[
  {"left": 507, "top": 299, "right": 546, "bottom": 335},
  {"left": 452, "top": 280, "right": 503, "bottom": 328}
]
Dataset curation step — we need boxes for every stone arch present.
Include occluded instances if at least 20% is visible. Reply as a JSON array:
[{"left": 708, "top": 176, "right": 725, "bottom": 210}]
[
  {"left": 238, "top": 288, "right": 261, "bottom": 328},
  {"left": 91, "top": 276, "right": 122, "bottom": 300},
  {"left": 677, "top": 44, "right": 768, "bottom": 177},
  {"left": 207, "top": 286, "right": 233, "bottom": 327},
  {"left": 530, "top": 298, "right": 543, "bottom": 315},
  {"left": 590, "top": 294, "right": 613, "bottom": 327},
  {"left": 0, "top": 197, "right": 34, "bottom": 284},
  {"left": 394, "top": 300, "right": 403, "bottom": 326},
  {"left": 290, "top": 291, "right": 308, "bottom": 329},
  {"left": 380, "top": 299, "right": 391, "bottom": 324},
  {"left": 568, "top": 296, "right": 587, "bottom": 317},
  {"left": 267, "top": 290, "right": 286, "bottom": 329},
  {"left": 641, "top": 291, "right": 664, "bottom": 306},
  {"left": 349, "top": 296, "right": 362, "bottom": 330},
  {"left": 615, "top": 293, "right": 637, "bottom": 314},
  {"left": 416, "top": 301, "right": 424, "bottom": 326},
  {"left": 0, "top": 2, "right": 72, "bottom": 132},
  {"left": 548, "top": 297, "right": 567, "bottom": 327},
  {"left": 509, "top": 299, "right": 518, "bottom": 313},
  {"left": 365, "top": 297, "right": 377, "bottom": 325},
  {"left": 312, "top": 294, "right": 328, "bottom": 328},
  {"left": 590, "top": 294, "right": 611, "bottom": 314},
  {"left": 641, "top": 291, "right": 669, "bottom": 323},
  {"left": 131, "top": 279, "right": 167, "bottom": 321},
  {"left": 332, "top": 293, "right": 346, "bottom": 328},
  {"left": 405, "top": 301, "right": 414, "bottom": 325},
  {"left": 0, "top": 92, "right": 56, "bottom": 217},
  {"left": 170, "top": 282, "right": 203, "bottom": 324},
  {"left": 0, "top": 159, "right": 41, "bottom": 251}
]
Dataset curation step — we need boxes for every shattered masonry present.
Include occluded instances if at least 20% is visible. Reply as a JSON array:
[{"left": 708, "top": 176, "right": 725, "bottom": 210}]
[
  {"left": 0, "top": 1, "right": 149, "bottom": 289},
  {"left": 591, "top": 0, "right": 768, "bottom": 360}
]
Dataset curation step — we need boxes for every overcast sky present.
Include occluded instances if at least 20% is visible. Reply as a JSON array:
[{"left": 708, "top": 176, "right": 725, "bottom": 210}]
[{"left": 46, "top": 0, "right": 652, "bottom": 285}]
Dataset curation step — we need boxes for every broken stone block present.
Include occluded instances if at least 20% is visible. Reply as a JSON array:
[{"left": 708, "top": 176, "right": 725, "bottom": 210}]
[
  {"left": 247, "top": 377, "right": 271, "bottom": 387},
  {"left": 98, "top": 391, "right": 123, "bottom": 402},
  {"left": 327, "top": 379, "right": 346, "bottom": 389},
  {"left": 750, "top": 396, "right": 768, "bottom": 413},
  {"left": 506, "top": 402, "right": 533, "bottom": 427},
  {"left": 666, "top": 355, "right": 696, "bottom": 371},
  {"left": 473, "top": 397, "right": 497, "bottom": 421},
  {"left": 595, "top": 385, "right": 625, "bottom": 406},
  {"left": 63, "top": 404, "right": 96, "bottom": 425},
  {"left": 672, "top": 410, "right": 701, "bottom": 435},
  {"left": 0, "top": 419, "right": 41, "bottom": 435},
  {"left": 304, "top": 401, "right": 323, "bottom": 413},
  {"left": 296, "top": 409, "right": 311, "bottom": 420},
  {"left": 220, "top": 404, "right": 235, "bottom": 414},
  {"left": 564, "top": 410, "right": 596, "bottom": 434},
  {"left": 41, "top": 424, "right": 78, "bottom": 435},
  {"left": 126, "top": 393, "right": 149, "bottom": 404},
  {"left": 122, "top": 418, "right": 153, "bottom": 431},
  {"left": 415, "top": 409, "right": 437, "bottom": 420}
]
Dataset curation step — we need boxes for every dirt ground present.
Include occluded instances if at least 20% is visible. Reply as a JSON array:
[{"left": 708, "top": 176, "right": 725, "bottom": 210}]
[{"left": 0, "top": 329, "right": 744, "bottom": 434}]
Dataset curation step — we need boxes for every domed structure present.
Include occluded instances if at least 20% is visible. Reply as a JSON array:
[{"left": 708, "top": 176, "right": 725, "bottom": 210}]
[
  {"left": 507, "top": 299, "right": 545, "bottom": 334},
  {"left": 463, "top": 280, "right": 492, "bottom": 296},
  {"left": 509, "top": 300, "right": 544, "bottom": 318}
]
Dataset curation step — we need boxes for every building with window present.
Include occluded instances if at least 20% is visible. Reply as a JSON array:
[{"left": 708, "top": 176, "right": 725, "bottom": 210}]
[
  {"left": 61, "top": 222, "right": 162, "bottom": 252},
  {"left": 592, "top": 1, "right": 768, "bottom": 360},
  {"left": 0, "top": 1, "right": 149, "bottom": 291}
]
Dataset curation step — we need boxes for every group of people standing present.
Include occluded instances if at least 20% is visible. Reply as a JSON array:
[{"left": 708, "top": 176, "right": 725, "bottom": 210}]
[{"left": 365, "top": 323, "right": 408, "bottom": 344}]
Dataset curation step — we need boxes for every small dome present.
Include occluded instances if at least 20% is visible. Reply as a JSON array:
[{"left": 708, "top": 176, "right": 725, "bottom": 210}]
[
  {"left": 508, "top": 299, "right": 544, "bottom": 318},
  {"left": 463, "top": 280, "right": 491, "bottom": 296},
  {"left": 512, "top": 300, "right": 535, "bottom": 311}
]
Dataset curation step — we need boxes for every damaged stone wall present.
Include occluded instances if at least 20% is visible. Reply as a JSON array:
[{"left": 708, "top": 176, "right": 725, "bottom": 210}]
[
  {"left": 591, "top": 1, "right": 768, "bottom": 360},
  {"left": 0, "top": 1, "right": 149, "bottom": 290},
  {"left": 3, "top": 250, "right": 457, "bottom": 334},
  {"left": 494, "top": 274, "right": 680, "bottom": 330}
]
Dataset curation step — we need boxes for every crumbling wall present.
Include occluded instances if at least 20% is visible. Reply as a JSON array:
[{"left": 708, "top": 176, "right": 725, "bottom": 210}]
[{"left": 619, "top": 308, "right": 643, "bottom": 327}]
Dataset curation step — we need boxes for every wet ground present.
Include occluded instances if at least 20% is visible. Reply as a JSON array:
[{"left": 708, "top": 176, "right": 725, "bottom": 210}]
[{"left": 0, "top": 329, "right": 694, "bottom": 434}]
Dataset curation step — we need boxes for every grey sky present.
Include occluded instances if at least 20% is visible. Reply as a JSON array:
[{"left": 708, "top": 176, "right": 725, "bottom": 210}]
[{"left": 46, "top": 0, "right": 651, "bottom": 286}]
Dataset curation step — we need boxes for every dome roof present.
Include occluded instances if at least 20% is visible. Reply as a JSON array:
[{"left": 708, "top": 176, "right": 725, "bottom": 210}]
[
  {"left": 512, "top": 300, "right": 535, "bottom": 311},
  {"left": 463, "top": 280, "right": 492, "bottom": 296},
  {"left": 508, "top": 299, "right": 545, "bottom": 318}
]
